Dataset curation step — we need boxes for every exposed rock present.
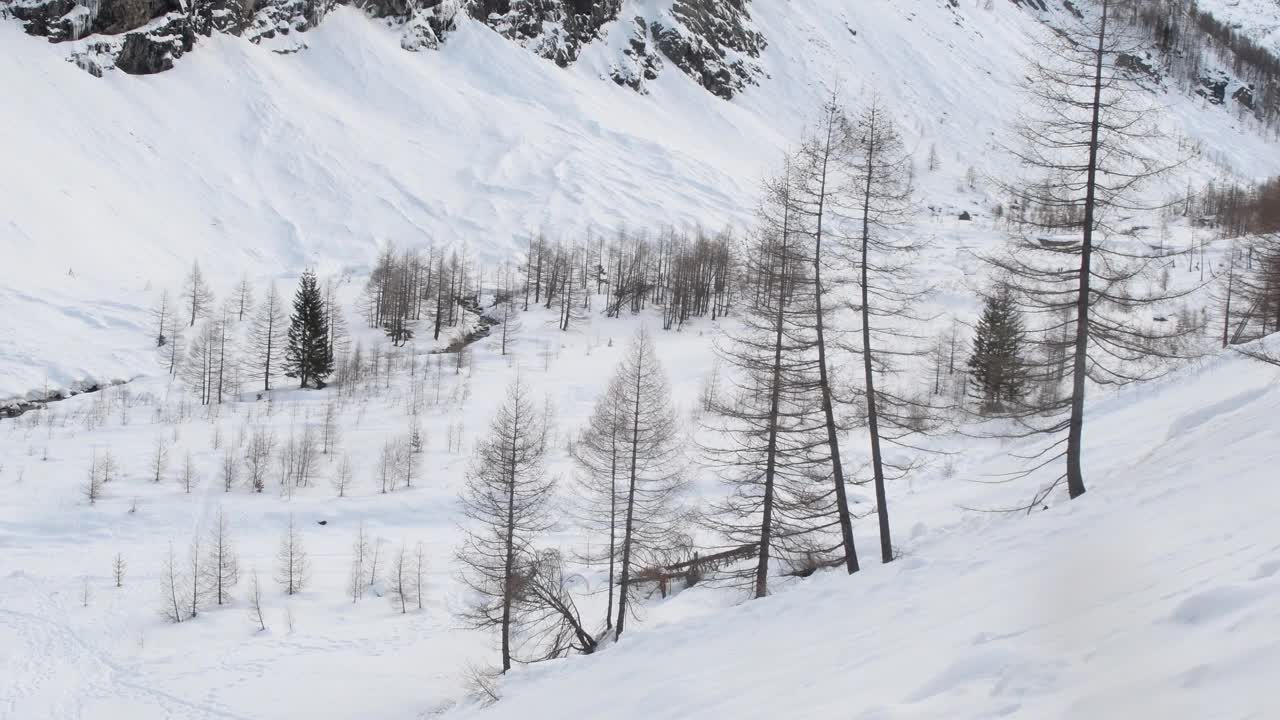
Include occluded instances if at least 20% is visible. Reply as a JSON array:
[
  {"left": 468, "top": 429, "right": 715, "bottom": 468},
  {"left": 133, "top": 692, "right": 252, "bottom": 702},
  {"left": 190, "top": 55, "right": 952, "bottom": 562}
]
[
  {"left": 472, "top": 0, "right": 621, "bottom": 67},
  {"left": 191, "top": 0, "right": 254, "bottom": 35},
  {"left": 1198, "top": 73, "right": 1228, "bottom": 105},
  {"left": 958, "top": 210, "right": 972, "bottom": 221},
  {"left": 8, "top": 0, "right": 78, "bottom": 39},
  {"left": 1008, "top": 0, "right": 1048, "bottom": 12},
  {"left": 114, "top": 11, "right": 194, "bottom": 74},
  {"left": 93, "top": 0, "right": 179, "bottom": 35},
  {"left": 7, "top": 0, "right": 763, "bottom": 103},
  {"left": 243, "top": 0, "right": 328, "bottom": 42},
  {"left": 400, "top": 0, "right": 460, "bottom": 51},
  {"left": 69, "top": 38, "right": 116, "bottom": 74},
  {"left": 609, "top": 15, "right": 662, "bottom": 93},
  {"left": 1233, "top": 85, "right": 1255, "bottom": 111},
  {"left": 1117, "top": 52, "right": 1159, "bottom": 83},
  {"left": 650, "top": 0, "right": 765, "bottom": 100}
]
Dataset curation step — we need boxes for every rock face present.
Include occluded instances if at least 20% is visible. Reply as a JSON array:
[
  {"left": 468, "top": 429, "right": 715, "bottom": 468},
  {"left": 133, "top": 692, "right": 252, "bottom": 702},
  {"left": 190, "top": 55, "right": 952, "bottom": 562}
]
[
  {"left": 2, "top": 0, "right": 768, "bottom": 97},
  {"left": 8, "top": 0, "right": 79, "bottom": 39},
  {"left": 609, "top": 15, "right": 663, "bottom": 93},
  {"left": 651, "top": 0, "right": 765, "bottom": 99},
  {"left": 94, "top": 0, "right": 176, "bottom": 34},
  {"left": 114, "top": 12, "right": 193, "bottom": 74},
  {"left": 471, "top": 0, "right": 622, "bottom": 67}
]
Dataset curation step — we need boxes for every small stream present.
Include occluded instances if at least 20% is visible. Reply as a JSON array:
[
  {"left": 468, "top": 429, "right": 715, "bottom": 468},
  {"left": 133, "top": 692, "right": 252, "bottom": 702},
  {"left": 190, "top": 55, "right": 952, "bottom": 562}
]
[{"left": 0, "top": 379, "right": 129, "bottom": 420}]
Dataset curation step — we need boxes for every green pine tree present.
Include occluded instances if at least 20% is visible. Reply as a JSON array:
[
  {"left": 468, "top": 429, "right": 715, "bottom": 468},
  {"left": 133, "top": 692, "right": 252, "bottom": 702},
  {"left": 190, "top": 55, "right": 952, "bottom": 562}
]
[
  {"left": 967, "top": 283, "right": 1028, "bottom": 414},
  {"left": 285, "top": 270, "right": 334, "bottom": 389}
]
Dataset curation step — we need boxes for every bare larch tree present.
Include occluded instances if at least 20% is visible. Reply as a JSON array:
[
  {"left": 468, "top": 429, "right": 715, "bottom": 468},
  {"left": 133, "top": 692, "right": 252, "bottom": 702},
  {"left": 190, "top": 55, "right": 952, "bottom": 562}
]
[{"left": 455, "top": 375, "right": 555, "bottom": 673}]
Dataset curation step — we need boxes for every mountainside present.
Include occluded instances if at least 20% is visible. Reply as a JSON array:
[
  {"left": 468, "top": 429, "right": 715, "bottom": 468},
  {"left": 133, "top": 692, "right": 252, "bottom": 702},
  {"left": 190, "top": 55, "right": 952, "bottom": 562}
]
[
  {"left": 3, "top": 2, "right": 1280, "bottom": 717},
  {"left": 3, "top": 0, "right": 1278, "bottom": 401}
]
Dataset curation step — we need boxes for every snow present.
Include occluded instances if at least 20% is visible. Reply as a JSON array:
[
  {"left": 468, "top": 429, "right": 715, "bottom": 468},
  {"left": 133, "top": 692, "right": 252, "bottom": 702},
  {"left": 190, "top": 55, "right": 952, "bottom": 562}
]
[
  {"left": 3, "top": 280, "right": 1279, "bottom": 718},
  {"left": 445, "top": 342, "right": 1280, "bottom": 720},
  {"left": 3, "top": 0, "right": 1280, "bottom": 717},
  {"left": 3, "top": 0, "right": 1278, "bottom": 400},
  {"left": 0, "top": 298, "right": 720, "bottom": 719},
  {"left": 1197, "top": 0, "right": 1280, "bottom": 56}
]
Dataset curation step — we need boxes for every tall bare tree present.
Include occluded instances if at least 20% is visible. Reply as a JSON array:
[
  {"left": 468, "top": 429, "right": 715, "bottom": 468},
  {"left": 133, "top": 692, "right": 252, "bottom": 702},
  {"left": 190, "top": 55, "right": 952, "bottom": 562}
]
[
  {"left": 455, "top": 375, "right": 555, "bottom": 673},
  {"left": 989, "top": 0, "right": 1189, "bottom": 505},
  {"left": 233, "top": 273, "right": 254, "bottom": 322},
  {"left": 789, "top": 99, "right": 862, "bottom": 573},
  {"left": 840, "top": 95, "right": 925, "bottom": 563},
  {"left": 388, "top": 543, "right": 417, "bottom": 614},
  {"left": 203, "top": 507, "right": 240, "bottom": 606},
  {"left": 247, "top": 570, "right": 267, "bottom": 631},
  {"left": 275, "top": 514, "right": 309, "bottom": 596},
  {"left": 182, "top": 261, "right": 215, "bottom": 327},
  {"left": 569, "top": 374, "right": 626, "bottom": 630},
  {"left": 151, "top": 290, "right": 172, "bottom": 347},
  {"left": 704, "top": 179, "right": 844, "bottom": 598},
  {"left": 159, "top": 541, "right": 187, "bottom": 623},
  {"left": 602, "top": 328, "right": 686, "bottom": 640},
  {"left": 249, "top": 283, "right": 286, "bottom": 392}
]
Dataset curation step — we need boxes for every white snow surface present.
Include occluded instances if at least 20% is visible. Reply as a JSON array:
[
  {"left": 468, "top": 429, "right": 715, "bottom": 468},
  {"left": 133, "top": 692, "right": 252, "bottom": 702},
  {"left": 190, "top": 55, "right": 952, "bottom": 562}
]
[
  {"left": 3, "top": 1, "right": 1280, "bottom": 716},
  {"left": 449, "top": 341, "right": 1280, "bottom": 720},
  {"left": 2, "top": 0, "right": 1279, "bottom": 399},
  {"left": 2, "top": 299, "right": 1278, "bottom": 719}
]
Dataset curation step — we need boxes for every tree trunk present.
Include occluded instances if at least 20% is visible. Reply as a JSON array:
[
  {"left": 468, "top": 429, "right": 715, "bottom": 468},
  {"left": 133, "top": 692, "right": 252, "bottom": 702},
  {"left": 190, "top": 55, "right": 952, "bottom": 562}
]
[
  {"left": 810, "top": 119, "right": 860, "bottom": 575},
  {"left": 614, "top": 355, "right": 644, "bottom": 640},
  {"left": 860, "top": 122, "right": 893, "bottom": 564},
  {"left": 500, "top": 410, "right": 519, "bottom": 672},
  {"left": 1066, "top": 0, "right": 1109, "bottom": 502}
]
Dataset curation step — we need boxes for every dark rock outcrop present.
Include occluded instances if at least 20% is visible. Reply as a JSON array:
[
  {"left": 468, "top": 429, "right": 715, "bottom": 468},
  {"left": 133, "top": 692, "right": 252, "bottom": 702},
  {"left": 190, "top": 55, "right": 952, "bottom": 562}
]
[
  {"left": 4, "top": 0, "right": 769, "bottom": 100},
  {"left": 114, "top": 12, "right": 193, "bottom": 74},
  {"left": 469, "top": 0, "right": 621, "bottom": 67},
  {"left": 650, "top": 0, "right": 765, "bottom": 99},
  {"left": 1199, "top": 74, "right": 1228, "bottom": 105},
  {"left": 610, "top": 15, "right": 662, "bottom": 92},
  {"left": 94, "top": 0, "right": 178, "bottom": 35},
  {"left": 8, "top": 0, "right": 78, "bottom": 39}
]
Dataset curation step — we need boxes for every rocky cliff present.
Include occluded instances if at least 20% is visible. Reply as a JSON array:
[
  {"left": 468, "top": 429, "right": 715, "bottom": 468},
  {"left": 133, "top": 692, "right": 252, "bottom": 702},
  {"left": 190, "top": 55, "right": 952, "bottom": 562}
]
[{"left": 0, "top": 0, "right": 766, "bottom": 98}]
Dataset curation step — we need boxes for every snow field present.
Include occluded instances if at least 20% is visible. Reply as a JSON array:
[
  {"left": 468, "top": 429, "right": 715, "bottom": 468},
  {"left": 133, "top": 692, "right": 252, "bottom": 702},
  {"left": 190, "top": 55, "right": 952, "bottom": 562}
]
[
  {"left": 448, "top": 337, "right": 1280, "bottom": 720},
  {"left": 0, "top": 296, "right": 719, "bottom": 719}
]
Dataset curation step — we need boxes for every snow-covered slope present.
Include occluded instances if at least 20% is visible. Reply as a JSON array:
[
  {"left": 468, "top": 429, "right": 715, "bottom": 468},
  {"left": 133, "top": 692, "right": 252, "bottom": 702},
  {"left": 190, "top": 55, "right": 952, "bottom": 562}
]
[
  {"left": 3, "top": 0, "right": 1279, "bottom": 400},
  {"left": 450, "top": 342, "right": 1280, "bottom": 720},
  {"left": 1198, "top": 0, "right": 1280, "bottom": 56},
  {"left": 3, "top": 285, "right": 1277, "bottom": 720}
]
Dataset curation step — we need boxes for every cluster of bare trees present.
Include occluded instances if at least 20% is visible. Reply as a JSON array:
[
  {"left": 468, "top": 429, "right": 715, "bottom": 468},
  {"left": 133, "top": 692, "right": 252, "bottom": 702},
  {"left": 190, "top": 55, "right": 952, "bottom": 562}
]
[
  {"left": 159, "top": 508, "right": 241, "bottom": 623},
  {"left": 1217, "top": 233, "right": 1280, "bottom": 349},
  {"left": 83, "top": 448, "right": 119, "bottom": 504},
  {"left": 600, "top": 229, "right": 735, "bottom": 328},
  {"left": 154, "top": 510, "right": 340, "bottom": 626},
  {"left": 1129, "top": 0, "right": 1280, "bottom": 127},
  {"left": 361, "top": 243, "right": 477, "bottom": 345},
  {"left": 456, "top": 329, "right": 687, "bottom": 673},
  {"left": 1194, "top": 176, "right": 1280, "bottom": 239},
  {"left": 704, "top": 92, "right": 933, "bottom": 593},
  {"left": 347, "top": 522, "right": 427, "bottom": 613},
  {"left": 514, "top": 227, "right": 736, "bottom": 333}
]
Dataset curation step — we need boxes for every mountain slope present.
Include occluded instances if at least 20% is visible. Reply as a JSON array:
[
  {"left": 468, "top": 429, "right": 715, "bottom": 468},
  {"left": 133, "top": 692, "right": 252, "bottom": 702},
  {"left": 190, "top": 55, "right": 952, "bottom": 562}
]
[
  {"left": 449, "top": 342, "right": 1280, "bottom": 720},
  {"left": 2, "top": 0, "right": 1278, "bottom": 398}
]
